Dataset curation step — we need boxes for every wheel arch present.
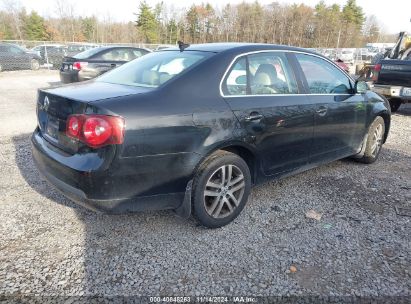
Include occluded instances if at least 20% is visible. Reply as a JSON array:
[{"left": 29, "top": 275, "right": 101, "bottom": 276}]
[
  {"left": 375, "top": 110, "right": 390, "bottom": 143},
  {"left": 194, "top": 142, "right": 259, "bottom": 185}
]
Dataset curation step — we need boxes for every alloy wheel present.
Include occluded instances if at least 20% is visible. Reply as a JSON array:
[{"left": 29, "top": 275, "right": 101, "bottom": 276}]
[
  {"left": 371, "top": 123, "right": 383, "bottom": 157},
  {"left": 203, "top": 164, "right": 245, "bottom": 218},
  {"left": 31, "top": 59, "right": 39, "bottom": 70}
]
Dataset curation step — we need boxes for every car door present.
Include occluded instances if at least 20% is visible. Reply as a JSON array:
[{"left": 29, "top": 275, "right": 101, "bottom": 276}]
[
  {"left": 222, "top": 51, "right": 315, "bottom": 177},
  {"left": 294, "top": 53, "right": 366, "bottom": 163}
]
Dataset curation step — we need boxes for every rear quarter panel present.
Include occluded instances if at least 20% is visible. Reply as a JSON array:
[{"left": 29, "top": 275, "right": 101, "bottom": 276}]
[{"left": 91, "top": 52, "right": 246, "bottom": 195}]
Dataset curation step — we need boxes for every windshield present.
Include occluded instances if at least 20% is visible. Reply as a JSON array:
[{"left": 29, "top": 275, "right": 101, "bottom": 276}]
[
  {"left": 73, "top": 47, "right": 103, "bottom": 59},
  {"left": 97, "top": 51, "right": 211, "bottom": 88}
]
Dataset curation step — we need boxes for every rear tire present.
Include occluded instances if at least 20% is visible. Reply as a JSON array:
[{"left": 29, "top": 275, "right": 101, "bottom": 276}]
[
  {"left": 31, "top": 59, "right": 40, "bottom": 71},
  {"left": 389, "top": 98, "right": 402, "bottom": 112},
  {"left": 192, "top": 151, "right": 251, "bottom": 228},
  {"left": 356, "top": 116, "right": 385, "bottom": 164}
]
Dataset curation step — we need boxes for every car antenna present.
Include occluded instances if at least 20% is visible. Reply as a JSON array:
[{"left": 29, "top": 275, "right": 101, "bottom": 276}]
[{"left": 177, "top": 41, "right": 190, "bottom": 52}]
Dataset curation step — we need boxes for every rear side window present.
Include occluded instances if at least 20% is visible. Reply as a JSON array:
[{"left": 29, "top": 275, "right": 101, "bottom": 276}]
[
  {"left": 296, "top": 54, "right": 352, "bottom": 94},
  {"left": 224, "top": 57, "right": 247, "bottom": 96},
  {"left": 222, "top": 52, "right": 298, "bottom": 96}
]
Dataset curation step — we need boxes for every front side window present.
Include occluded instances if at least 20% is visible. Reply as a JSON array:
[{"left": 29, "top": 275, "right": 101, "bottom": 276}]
[
  {"left": 248, "top": 53, "right": 298, "bottom": 95},
  {"left": 97, "top": 50, "right": 211, "bottom": 88},
  {"left": 222, "top": 52, "right": 298, "bottom": 96},
  {"left": 9, "top": 46, "right": 24, "bottom": 54},
  {"left": 296, "top": 54, "right": 352, "bottom": 94}
]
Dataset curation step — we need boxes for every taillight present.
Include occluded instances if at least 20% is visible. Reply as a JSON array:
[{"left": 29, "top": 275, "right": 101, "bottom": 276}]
[
  {"left": 372, "top": 64, "right": 381, "bottom": 82},
  {"left": 374, "top": 64, "right": 382, "bottom": 72},
  {"left": 66, "top": 114, "right": 125, "bottom": 148},
  {"left": 73, "top": 61, "right": 88, "bottom": 70},
  {"left": 67, "top": 116, "right": 80, "bottom": 137}
]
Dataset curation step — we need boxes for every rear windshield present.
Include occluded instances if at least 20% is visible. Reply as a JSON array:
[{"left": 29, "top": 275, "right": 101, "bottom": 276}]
[
  {"left": 73, "top": 47, "right": 102, "bottom": 59},
  {"left": 96, "top": 51, "right": 211, "bottom": 88}
]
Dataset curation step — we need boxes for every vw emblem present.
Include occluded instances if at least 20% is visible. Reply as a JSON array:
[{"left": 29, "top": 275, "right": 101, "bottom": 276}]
[{"left": 43, "top": 96, "right": 50, "bottom": 110}]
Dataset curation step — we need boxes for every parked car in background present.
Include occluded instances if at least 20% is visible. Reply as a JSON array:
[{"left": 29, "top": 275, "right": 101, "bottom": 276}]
[
  {"left": 338, "top": 49, "right": 355, "bottom": 63},
  {"left": 156, "top": 44, "right": 175, "bottom": 50},
  {"left": 65, "top": 43, "right": 99, "bottom": 57},
  {"left": 33, "top": 43, "right": 391, "bottom": 228},
  {"left": 0, "top": 43, "right": 42, "bottom": 72},
  {"left": 372, "top": 31, "right": 411, "bottom": 112},
  {"left": 335, "top": 59, "right": 350, "bottom": 73},
  {"left": 322, "top": 49, "right": 337, "bottom": 60},
  {"left": 60, "top": 46, "right": 151, "bottom": 83},
  {"left": 31, "top": 44, "right": 67, "bottom": 68}
]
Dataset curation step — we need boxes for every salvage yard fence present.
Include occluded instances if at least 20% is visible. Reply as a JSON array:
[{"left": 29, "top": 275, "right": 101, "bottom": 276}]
[{"left": 0, "top": 39, "right": 382, "bottom": 73}]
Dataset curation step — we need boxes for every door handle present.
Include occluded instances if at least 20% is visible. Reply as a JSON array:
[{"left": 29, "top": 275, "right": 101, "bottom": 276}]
[
  {"left": 316, "top": 106, "right": 328, "bottom": 116},
  {"left": 245, "top": 113, "right": 263, "bottom": 122}
]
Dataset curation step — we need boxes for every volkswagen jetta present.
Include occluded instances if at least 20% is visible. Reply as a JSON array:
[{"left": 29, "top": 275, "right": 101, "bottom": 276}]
[{"left": 32, "top": 43, "right": 391, "bottom": 228}]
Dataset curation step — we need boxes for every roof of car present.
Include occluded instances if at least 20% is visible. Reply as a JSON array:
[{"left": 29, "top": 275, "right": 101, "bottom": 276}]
[{"left": 163, "top": 42, "right": 318, "bottom": 55}]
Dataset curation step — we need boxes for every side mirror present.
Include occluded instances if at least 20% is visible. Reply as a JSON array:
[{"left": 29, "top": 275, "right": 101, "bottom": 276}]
[{"left": 355, "top": 80, "right": 368, "bottom": 94}]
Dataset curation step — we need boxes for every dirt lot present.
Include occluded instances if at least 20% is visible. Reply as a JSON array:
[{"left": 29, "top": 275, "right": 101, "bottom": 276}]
[{"left": 0, "top": 70, "right": 410, "bottom": 300}]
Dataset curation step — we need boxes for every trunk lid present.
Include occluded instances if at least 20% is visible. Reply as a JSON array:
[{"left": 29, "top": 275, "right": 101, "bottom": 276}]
[
  {"left": 376, "top": 60, "right": 411, "bottom": 87},
  {"left": 36, "top": 91, "right": 90, "bottom": 154},
  {"left": 60, "top": 56, "right": 77, "bottom": 71},
  {"left": 37, "top": 81, "right": 151, "bottom": 153}
]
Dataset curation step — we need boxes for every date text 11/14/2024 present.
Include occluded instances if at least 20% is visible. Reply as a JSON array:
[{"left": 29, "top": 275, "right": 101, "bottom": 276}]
[{"left": 149, "top": 296, "right": 257, "bottom": 303}]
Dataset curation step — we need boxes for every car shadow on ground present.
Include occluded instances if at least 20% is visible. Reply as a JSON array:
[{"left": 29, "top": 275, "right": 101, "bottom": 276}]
[
  {"left": 12, "top": 133, "right": 191, "bottom": 225},
  {"left": 12, "top": 132, "right": 411, "bottom": 296}
]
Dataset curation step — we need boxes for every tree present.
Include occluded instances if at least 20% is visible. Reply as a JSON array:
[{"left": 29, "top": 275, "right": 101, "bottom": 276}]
[
  {"left": 23, "top": 11, "right": 49, "bottom": 40},
  {"left": 341, "top": 0, "right": 365, "bottom": 46},
  {"left": 135, "top": 1, "right": 158, "bottom": 43},
  {"left": 342, "top": 0, "right": 364, "bottom": 28},
  {"left": 82, "top": 16, "right": 97, "bottom": 41}
]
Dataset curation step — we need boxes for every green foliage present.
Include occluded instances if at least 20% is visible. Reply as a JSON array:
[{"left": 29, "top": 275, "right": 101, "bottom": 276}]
[
  {"left": 342, "top": 0, "right": 365, "bottom": 28},
  {"left": 23, "top": 11, "right": 49, "bottom": 40},
  {"left": 135, "top": 1, "right": 159, "bottom": 43},
  {"left": 82, "top": 17, "right": 97, "bottom": 41}
]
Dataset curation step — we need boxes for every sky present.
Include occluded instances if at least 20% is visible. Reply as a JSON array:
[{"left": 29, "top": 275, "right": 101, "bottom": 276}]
[{"left": 11, "top": 0, "right": 411, "bottom": 34}]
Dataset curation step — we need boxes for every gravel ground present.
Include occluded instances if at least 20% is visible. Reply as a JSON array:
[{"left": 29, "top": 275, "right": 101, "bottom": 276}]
[{"left": 0, "top": 70, "right": 410, "bottom": 300}]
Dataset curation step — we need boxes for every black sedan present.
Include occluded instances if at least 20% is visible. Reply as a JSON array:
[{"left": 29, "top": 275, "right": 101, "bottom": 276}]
[
  {"left": 0, "top": 43, "right": 42, "bottom": 72},
  {"left": 32, "top": 43, "right": 391, "bottom": 228},
  {"left": 59, "top": 46, "right": 150, "bottom": 83}
]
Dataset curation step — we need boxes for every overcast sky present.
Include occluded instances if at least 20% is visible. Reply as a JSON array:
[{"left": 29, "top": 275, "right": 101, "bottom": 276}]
[{"left": 13, "top": 0, "right": 411, "bottom": 34}]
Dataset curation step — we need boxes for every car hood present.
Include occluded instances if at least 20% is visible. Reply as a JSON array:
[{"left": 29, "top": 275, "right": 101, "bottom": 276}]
[{"left": 43, "top": 81, "right": 152, "bottom": 103}]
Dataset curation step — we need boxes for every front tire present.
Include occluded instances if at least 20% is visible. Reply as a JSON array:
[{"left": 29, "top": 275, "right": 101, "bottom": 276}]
[
  {"left": 30, "top": 59, "right": 40, "bottom": 71},
  {"left": 357, "top": 116, "right": 385, "bottom": 164},
  {"left": 192, "top": 151, "right": 251, "bottom": 228}
]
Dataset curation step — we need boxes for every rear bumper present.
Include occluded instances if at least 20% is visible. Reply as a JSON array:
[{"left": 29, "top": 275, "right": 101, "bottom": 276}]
[
  {"left": 60, "top": 70, "right": 79, "bottom": 84},
  {"left": 372, "top": 84, "right": 411, "bottom": 102},
  {"left": 31, "top": 129, "right": 186, "bottom": 213}
]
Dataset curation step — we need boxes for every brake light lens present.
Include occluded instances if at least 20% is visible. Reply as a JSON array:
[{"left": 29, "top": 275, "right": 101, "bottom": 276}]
[
  {"left": 73, "top": 61, "right": 88, "bottom": 70},
  {"left": 372, "top": 64, "right": 382, "bottom": 82},
  {"left": 66, "top": 114, "right": 125, "bottom": 148},
  {"left": 67, "top": 116, "right": 80, "bottom": 137},
  {"left": 374, "top": 64, "right": 381, "bottom": 72}
]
